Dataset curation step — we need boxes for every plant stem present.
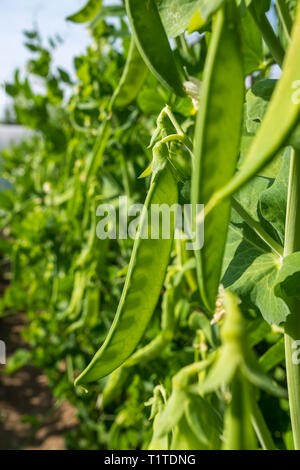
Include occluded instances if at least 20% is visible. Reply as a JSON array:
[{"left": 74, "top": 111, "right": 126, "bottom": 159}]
[
  {"left": 276, "top": 0, "right": 293, "bottom": 41},
  {"left": 159, "top": 134, "right": 193, "bottom": 153},
  {"left": 249, "top": 5, "right": 285, "bottom": 67},
  {"left": 165, "top": 105, "right": 184, "bottom": 135},
  {"left": 231, "top": 197, "right": 284, "bottom": 257},
  {"left": 284, "top": 149, "right": 300, "bottom": 450},
  {"left": 250, "top": 395, "right": 277, "bottom": 450}
]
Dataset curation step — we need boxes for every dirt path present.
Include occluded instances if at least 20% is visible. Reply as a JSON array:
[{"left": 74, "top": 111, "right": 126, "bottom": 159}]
[{"left": 0, "top": 314, "right": 79, "bottom": 450}]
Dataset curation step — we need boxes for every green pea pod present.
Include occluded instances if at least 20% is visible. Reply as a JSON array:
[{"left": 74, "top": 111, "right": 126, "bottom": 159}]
[
  {"left": 191, "top": 2, "right": 244, "bottom": 312},
  {"left": 102, "top": 367, "right": 130, "bottom": 408},
  {"left": 207, "top": 4, "right": 300, "bottom": 214},
  {"left": 67, "top": 0, "right": 102, "bottom": 23},
  {"left": 125, "top": 0, "right": 185, "bottom": 97},
  {"left": 85, "top": 118, "right": 111, "bottom": 182},
  {"left": 110, "top": 39, "right": 148, "bottom": 109},
  {"left": 75, "top": 163, "right": 178, "bottom": 385},
  {"left": 171, "top": 414, "right": 206, "bottom": 450},
  {"left": 222, "top": 372, "right": 257, "bottom": 450}
]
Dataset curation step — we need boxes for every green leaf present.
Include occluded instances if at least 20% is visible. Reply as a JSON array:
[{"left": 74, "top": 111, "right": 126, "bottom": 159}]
[
  {"left": 200, "top": 0, "right": 226, "bottom": 21},
  {"left": 137, "top": 89, "right": 166, "bottom": 115},
  {"left": 157, "top": 0, "right": 225, "bottom": 37},
  {"left": 240, "top": 7, "right": 264, "bottom": 75},
  {"left": 245, "top": 80, "right": 300, "bottom": 151},
  {"left": 67, "top": 0, "right": 103, "bottom": 23},
  {"left": 222, "top": 220, "right": 289, "bottom": 325},
  {"left": 246, "top": 79, "right": 277, "bottom": 133},
  {"left": 111, "top": 39, "right": 148, "bottom": 109},
  {"left": 5, "top": 349, "right": 32, "bottom": 374},
  {"left": 235, "top": 176, "right": 271, "bottom": 223},
  {"left": 156, "top": 0, "right": 204, "bottom": 37},
  {"left": 274, "top": 252, "right": 300, "bottom": 300},
  {"left": 259, "top": 152, "right": 290, "bottom": 244}
]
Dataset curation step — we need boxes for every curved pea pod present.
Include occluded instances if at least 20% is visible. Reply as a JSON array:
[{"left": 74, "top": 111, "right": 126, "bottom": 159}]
[
  {"left": 125, "top": 0, "right": 185, "bottom": 97},
  {"left": 75, "top": 163, "right": 178, "bottom": 386},
  {"left": 67, "top": 0, "right": 103, "bottom": 23},
  {"left": 110, "top": 38, "right": 148, "bottom": 109},
  {"left": 191, "top": 2, "right": 245, "bottom": 312},
  {"left": 207, "top": 4, "right": 300, "bottom": 213}
]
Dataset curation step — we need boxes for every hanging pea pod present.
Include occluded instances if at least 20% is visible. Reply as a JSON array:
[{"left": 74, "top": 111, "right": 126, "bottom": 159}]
[
  {"left": 222, "top": 371, "right": 257, "bottom": 450},
  {"left": 187, "top": 291, "right": 284, "bottom": 449},
  {"left": 110, "top": 38, "right": 148, "bottom": 110},
  {"left": 125, "top": 0, "right": 185, "bottom": 97},
  {"left": 191, "top": 1, "right": 245, "bottom": 312},
  {"left": 75, "top": 149, "right": 178, "bottom": 386},
  {"left": 67, "top": 0, "right": 103, "bottom": 23},
  {"left": 102, "top": 245, "right": 189, "bottom": 407},
  {"left": 65, "top": 271, "right": 88, "bottom": 320},
  {"left": 151, "top": 358, "right": 219, "bottom": 450},
  {"left": 84, "top": 118, "right": 112, "bottom": 183},
  {"left": 147, "top": 386, "right": 169, "bottom": 450},
  {"left": 206, "top": 4, "right": 300, "bottom": 215},
  {"left": 194, "top": 291, "right": 287, "bottom": 398}
]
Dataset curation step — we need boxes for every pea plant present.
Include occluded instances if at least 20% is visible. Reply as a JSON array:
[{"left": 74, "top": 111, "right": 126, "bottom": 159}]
[{"left": 1, "top": 0, "right": 300, "bottom": 451}]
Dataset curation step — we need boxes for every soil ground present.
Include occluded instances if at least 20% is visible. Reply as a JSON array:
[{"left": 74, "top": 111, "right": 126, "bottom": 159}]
[{"left": 0, "top": 313, "right": 79, "bottom": 450}]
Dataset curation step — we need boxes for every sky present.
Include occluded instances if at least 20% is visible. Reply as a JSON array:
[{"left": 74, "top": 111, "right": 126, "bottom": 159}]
[
  {"left": 0, "top": 1, "right": 280, "bottom": 120},
  {"left": 0, "top": 0, "right": 115, "bottom": 119}
]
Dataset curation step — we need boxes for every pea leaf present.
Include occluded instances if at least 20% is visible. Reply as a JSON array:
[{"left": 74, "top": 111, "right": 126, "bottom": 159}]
[
  {"left": 156, "top": 0, "right": 204, "bottom": 37},
  {"left": 111, "top": 39, "right": 148, "bottom": 109},
  {"left": 259, "top": 152, "right": 290, "bottom": 244},
  {"left": 67, "top": 0, "right": 103, "bottom": 23},
  {"left": 5, "top": 349, "right": 32, "bottom": 374},
  {"left": 240, "top": 8, "right": 264, "bottom": 75},
  {"left": 274, "top": 252, "right": 300, "bottom": 300},
  {"left": 157, "top": 0, "right": 225, "bottom": 37},
  {"left": 246, "top": 79, "right": 300, "bottom": 149},
  {"left": 199, "top": 0, "right": 225, "bottom": 21},
  {"left": 223, "top": 180, "right": 289, "bottom": 325},
  {"left": 223, "top": 229, "right": 288, "bottom": 325}
]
